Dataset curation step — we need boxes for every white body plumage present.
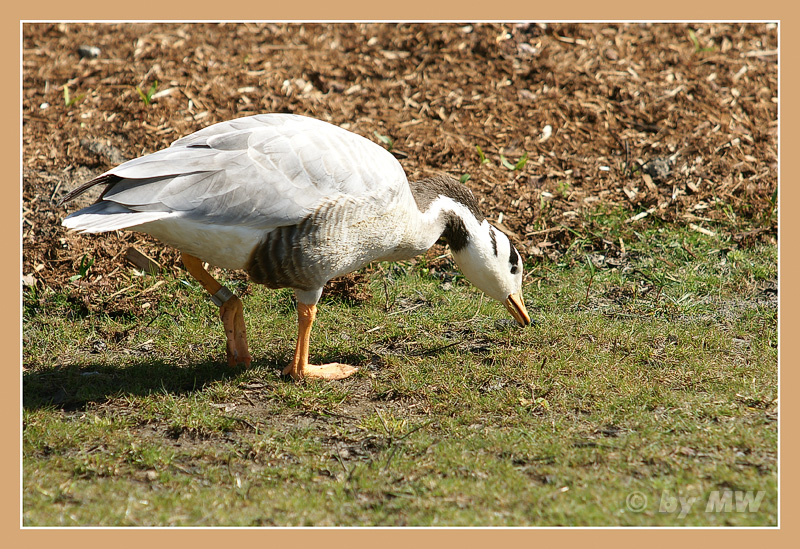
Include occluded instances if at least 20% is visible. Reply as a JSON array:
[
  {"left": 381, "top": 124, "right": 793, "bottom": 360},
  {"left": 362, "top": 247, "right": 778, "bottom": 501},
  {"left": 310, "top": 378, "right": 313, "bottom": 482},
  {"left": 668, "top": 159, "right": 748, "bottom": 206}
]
[{"left": 62, "top": 114, "right": 529, "bottom": 325}]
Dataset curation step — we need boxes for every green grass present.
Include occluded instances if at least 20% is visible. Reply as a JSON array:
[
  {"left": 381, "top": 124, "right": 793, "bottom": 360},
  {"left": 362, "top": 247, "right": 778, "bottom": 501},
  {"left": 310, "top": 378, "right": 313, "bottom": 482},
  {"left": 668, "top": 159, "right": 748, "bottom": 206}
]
[
  {"left": 136, "top": 80, "right": 159, "bottom": 106},
  {"left": 22, "top": 210, "right": 777, "bottom": 526}
]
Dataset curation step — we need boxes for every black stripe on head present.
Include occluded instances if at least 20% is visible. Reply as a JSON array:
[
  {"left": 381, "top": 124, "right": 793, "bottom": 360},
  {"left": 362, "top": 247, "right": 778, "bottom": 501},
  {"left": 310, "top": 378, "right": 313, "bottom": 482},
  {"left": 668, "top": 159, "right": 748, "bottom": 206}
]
[
  {"left": 509, "top": 244, "right": 520, "bottom": 274},
  {"left": 489, "top": 227, "right": 498, "bottom": 256}
]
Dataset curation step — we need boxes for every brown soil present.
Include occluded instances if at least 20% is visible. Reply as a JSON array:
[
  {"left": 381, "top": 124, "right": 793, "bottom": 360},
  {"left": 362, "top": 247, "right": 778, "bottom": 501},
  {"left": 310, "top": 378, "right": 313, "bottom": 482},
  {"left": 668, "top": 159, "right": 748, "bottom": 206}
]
[{"left": 22, "top": 22, "right": 777, "bottom": 303}]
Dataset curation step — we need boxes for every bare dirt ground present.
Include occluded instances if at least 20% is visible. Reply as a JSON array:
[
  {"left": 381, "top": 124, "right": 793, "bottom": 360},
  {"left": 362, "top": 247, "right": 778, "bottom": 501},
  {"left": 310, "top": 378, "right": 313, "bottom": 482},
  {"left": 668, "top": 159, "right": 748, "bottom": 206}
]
[{"left": 22, "top": 22, "right": 777, "bottom": 306}]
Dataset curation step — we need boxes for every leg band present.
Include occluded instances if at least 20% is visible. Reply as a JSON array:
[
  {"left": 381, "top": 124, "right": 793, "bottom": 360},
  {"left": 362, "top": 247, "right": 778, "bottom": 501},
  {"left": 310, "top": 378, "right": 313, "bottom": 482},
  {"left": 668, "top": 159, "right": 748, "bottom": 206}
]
[{"left": 210, "top": 286, "right": 234, "bottom": 307}]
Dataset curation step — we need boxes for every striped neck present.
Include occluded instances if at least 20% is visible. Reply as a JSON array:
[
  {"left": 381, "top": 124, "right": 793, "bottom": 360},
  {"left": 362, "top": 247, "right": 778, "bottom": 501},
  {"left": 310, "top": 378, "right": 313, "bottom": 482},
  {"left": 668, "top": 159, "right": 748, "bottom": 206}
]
[{"left": 408, "top": 175, "right": 485, "bottom": 252}]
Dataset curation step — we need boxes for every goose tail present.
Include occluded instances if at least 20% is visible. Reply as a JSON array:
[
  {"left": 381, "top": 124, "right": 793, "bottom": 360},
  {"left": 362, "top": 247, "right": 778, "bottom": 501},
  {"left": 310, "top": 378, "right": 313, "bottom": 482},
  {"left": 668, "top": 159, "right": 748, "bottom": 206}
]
[{"left": 62, "top": 201, "right": 170, "bottom": 234}]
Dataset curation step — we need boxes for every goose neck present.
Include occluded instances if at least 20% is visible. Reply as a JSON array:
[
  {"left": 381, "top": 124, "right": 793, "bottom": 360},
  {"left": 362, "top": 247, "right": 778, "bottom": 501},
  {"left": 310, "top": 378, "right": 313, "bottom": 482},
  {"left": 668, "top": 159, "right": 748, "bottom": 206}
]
[{"left": 407, "top": 175, "right": 485, "bottom": 254}]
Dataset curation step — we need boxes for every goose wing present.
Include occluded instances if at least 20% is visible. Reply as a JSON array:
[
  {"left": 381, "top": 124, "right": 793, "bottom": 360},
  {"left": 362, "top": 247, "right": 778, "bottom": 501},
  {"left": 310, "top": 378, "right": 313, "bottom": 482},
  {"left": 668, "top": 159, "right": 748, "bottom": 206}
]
[{"left": 63, "top": 114, "right": 408, "bottom": 231}]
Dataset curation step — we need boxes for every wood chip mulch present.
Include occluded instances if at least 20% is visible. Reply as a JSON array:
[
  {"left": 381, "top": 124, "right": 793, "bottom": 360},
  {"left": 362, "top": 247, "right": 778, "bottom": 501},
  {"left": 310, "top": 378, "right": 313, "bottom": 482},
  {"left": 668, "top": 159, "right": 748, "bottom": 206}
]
[{"left": 22, "top": 22, "right": 777, "bottom": 308}]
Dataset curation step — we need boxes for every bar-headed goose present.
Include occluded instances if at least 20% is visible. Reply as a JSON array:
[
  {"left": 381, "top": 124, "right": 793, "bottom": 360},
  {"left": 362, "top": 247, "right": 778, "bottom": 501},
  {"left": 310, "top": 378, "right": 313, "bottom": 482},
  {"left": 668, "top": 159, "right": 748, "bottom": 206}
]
[{"left": 60, "top": 114, "right": 530, "bottom": 380}]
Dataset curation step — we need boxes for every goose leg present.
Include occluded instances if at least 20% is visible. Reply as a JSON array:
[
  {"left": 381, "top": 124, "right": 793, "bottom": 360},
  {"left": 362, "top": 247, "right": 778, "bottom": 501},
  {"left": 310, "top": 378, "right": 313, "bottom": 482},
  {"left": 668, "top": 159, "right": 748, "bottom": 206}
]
[
  {"left": 181, "top": 253, "right": 251, "bottom": 367},
  {"left": 282, "top": 302, "right": 358, "bottom": 380}
]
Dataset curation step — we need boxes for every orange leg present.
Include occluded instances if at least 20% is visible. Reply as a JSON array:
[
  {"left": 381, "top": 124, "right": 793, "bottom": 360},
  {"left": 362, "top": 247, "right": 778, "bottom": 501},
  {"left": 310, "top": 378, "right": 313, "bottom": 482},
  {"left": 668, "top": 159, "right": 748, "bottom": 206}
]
[
  {"left": 181, "top": 253, "right": 251, "bottom": 367},
  {"left": 282, "top": 302, "right": 358, "bottom": 380}
]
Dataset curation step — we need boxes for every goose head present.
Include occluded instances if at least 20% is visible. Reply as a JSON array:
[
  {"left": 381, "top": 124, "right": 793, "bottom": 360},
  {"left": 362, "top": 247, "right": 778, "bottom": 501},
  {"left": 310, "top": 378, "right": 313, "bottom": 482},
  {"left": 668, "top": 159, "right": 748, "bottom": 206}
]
[
  {"left": 448, "top": 217, "right": 531, "bottom": 327},
  {"left": 409, "top": 175, "right": 531, "bottom": 327}
]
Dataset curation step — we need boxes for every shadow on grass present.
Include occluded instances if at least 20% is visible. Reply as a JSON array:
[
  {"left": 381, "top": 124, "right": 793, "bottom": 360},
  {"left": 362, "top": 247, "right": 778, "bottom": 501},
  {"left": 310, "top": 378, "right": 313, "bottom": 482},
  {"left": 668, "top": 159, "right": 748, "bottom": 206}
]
[
  {"left": 22, "top": 347, "right": 375, "bottom": 412},
  {"left": 21, "top": 356, "right": 283, "bottom": 412}
]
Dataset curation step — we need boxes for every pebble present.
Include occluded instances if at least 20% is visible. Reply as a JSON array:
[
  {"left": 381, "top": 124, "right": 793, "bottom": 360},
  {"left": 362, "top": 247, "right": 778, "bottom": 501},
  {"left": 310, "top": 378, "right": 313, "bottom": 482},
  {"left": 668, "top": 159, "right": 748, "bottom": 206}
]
[
  {"left": 77, "top": 45, "right": 101, "bottom": 59},
  {"left": 643, "top": 157, "right": 673, "bottom": 181},
  {"left": 494, "top": 318, "right": 521, "bottom": 330}
]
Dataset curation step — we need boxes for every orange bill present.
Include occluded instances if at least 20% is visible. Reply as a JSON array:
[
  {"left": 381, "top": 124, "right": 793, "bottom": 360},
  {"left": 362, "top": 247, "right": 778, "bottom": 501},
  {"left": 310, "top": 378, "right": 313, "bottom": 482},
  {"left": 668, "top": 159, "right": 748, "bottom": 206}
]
[{"left": 504, "top": 293, "right": 531, "bottom": 327}]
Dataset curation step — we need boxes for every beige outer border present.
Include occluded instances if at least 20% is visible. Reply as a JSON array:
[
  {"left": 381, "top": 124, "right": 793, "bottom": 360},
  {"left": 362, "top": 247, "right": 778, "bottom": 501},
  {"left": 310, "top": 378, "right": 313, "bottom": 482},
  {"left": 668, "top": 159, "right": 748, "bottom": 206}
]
[{"left": 9, "top": 3, "right": 791, "bottom": 546}]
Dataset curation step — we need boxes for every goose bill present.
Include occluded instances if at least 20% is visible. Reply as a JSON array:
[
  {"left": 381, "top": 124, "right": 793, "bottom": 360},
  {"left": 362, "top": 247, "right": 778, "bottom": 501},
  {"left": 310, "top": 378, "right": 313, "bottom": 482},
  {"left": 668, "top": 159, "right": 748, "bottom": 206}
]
[{"left": 504, "top": 293, "right": 531, "bottom": 327}]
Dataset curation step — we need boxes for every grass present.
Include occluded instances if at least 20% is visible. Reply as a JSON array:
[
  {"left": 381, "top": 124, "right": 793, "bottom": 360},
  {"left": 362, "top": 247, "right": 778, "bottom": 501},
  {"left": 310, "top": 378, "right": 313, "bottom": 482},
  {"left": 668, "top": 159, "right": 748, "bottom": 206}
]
[
  {"left": 136, "top": 80, "right": 159, "bottom": 106},
  {"left": 22, "top": 209, "right": 777, "bottom": 526},
  {"left": 63, "top": 85, "right": 85, "bottom": 107}
]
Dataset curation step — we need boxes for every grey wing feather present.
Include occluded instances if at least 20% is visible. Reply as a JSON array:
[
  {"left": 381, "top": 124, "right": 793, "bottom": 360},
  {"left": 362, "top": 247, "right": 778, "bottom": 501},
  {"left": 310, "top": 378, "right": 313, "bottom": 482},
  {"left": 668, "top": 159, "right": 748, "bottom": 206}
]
[{"left": 68, "top": 114, "right": 408, "bottom": 230}]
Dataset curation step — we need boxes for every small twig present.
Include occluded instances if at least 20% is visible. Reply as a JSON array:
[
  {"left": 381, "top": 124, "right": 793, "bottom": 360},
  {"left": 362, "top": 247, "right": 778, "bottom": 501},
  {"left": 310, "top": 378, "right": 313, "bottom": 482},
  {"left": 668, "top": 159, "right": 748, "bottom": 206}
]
[
  {"left": 382, "top": 420, "right": 433, "bottom": 472},
  {"left": 170, "top": 462, "right": 193, "bottom": 475},
  {"left": 610, "top": 131, "right": 631, "bottom": 177},
  {"left": 135, "top": 279, "right": 165, "bottom": 298},
  {"left": 222, "top": 415, "right": 260, "bottom": 433},
  {"left": 584, "top": 255, "right": 597, "bottom": 305},
  {"left": 654, "top": 284, "right": 664, "bottom": 304},
  {"left": 316, "top": 408, "right": 358, "bottom": 421},
  {"left": 375, "top": 409, "right": 393, "bottom": 438},
  {"left": 689, "top": 223, "right": 717, "bottom": 237},
  {"left": 382, "top": 276, "right": 394, "bottom": 312},
  {"left": 655, "top": 84, "right": 686, "bottom": 103},
  {"left": 383, "top": 445, "right": 400, "bottom": 472},
  {"left": 241, "top": 391, "right": 257, "bottom": 407},
  {"left": 632, "top": 268, "right": 657, "bottom": 285},
  {"left": 584, "top": 274, "right": 594, "bottom": 304},
  {"left": 554, "top": 34, "right": 588, "bottom": 46},
  {"left": 627, "top": 207, "right": 657, "bottom": 223},
  {"left": 334, "top": 447, "right": 351, "bottom": 478},
  {"left": 741, "top": 49, "right": 777, "bottom": 58},
  {"left": 124, "top": 247, "right": 162, "bottom": 275},
  {"left": 144, "top": 311, "right": 179, "bottom": 329},
  {"left": 50, "top": 180, "right": 62, "bottom": 202},
  {"left": 387, "top": 302, "right": 426, "bottom": 316},
  {"left": 454, "top": 293, "right": 485, "bottom": 324},
  {"left": 106, "top": 284, "right": 136, "bottom": 300},
  {"left": 397, "top": 420, "right": 434, "bottom": 442},
  {"left": 525, "top": 225, "right": 565, "bottom": 237},
  {"left": 261, "top": 43, "right": 309, "bottom": 51},
  {"left": 408, "top": 339, "right": 464, "bottom": 357},
  {"left": 655, "top": 256, "right": 677, "bottom": 268},
  {"left": 623, "top": 139, "right": 630, "bottom": 176}
]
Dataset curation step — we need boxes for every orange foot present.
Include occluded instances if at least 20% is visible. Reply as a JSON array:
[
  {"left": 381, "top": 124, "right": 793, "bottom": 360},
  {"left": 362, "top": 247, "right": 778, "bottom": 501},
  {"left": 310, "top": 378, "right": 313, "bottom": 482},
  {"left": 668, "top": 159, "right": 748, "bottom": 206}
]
[
  {"left": 220, "top": 295, "right": 251, "bottom": 367},
  {"left": 282, "top": 363, "right": 358, "bottom": 381}
]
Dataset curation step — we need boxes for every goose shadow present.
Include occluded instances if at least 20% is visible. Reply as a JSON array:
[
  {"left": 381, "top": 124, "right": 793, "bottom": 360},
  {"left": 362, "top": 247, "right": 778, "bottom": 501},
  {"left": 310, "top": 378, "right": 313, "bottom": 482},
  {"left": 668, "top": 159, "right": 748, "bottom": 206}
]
[
  {"left": 21, "top": 347, "right": 378, "bottom": 413},
  {"left": 21, "top": 355, "right": 285, "bottom": 412}
]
